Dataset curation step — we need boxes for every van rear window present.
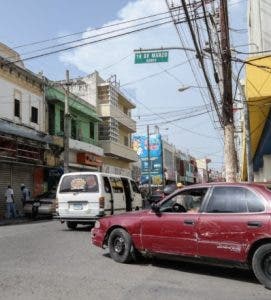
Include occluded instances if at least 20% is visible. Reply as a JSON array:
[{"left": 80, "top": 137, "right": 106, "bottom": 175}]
[{"left": 59, "top": 175, "right": 99, "bottom": 193}]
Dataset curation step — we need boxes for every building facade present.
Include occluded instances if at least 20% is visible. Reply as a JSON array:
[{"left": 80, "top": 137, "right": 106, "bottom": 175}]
[
  {"left": 46, "top": 86, "right": 103, "bottom": 173},
  {"left": 240, "top": 2, "right": 271, "bottom": 181},
  {"left": 69, "top": 72, "right": 137, "bottom": 177},
  {"left": 0, "top": 43, "right": 62, "bottom": 217},
  {"left": 248, "top": 0, "right": 271, "bottom": 53}
]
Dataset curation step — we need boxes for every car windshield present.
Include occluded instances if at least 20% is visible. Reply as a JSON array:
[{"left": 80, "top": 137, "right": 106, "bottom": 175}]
[{"left": 59, "top": 175, "right": 99, "bottom": 193}]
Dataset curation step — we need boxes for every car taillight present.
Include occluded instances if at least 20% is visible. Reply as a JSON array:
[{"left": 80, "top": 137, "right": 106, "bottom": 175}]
[
  {"left": 99, "top": 197, "right": 105, "bottom": 209},
  {"left": 55, "top": 198, "right": 59, "bottom": 209}
]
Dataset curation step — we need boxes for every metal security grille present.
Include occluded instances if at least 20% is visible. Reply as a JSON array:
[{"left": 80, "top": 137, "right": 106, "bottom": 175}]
[
  {"left": 109, "top": 85, "right": 118, "bottom": 107},
  {"left": 12, "top": 165, "right": 34, "bottom": 212},
  {"left": 99, "top": 117, "right": 119, "bottom": 142},
  {"left": 0, "top": 163, "right": 12, "bottom": 217}
]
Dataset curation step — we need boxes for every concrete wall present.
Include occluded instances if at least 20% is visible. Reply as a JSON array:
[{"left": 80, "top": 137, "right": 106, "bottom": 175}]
[
  {"left": 248, "top": 0, "right": 271, "bottom": 53},
  {"left": 70, "top": 71, "right": 104, "bottom": 108},
  {"left": 102, "top": 156, "right": 131, "bottom": 177},
  {"left": 0, "top": 76, "right": 45, "bottom": 132}
]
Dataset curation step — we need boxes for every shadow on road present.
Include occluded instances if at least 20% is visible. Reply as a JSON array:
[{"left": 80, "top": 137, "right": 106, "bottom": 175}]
[
  {"left": 150, "top": 258, "right": 258, "bottom": 285},
  {"left": 60, "top": 225, "right": 93, "bottom": 232},
  {"left": 101, "top": 252, "right": 258, "bottom": 285}
]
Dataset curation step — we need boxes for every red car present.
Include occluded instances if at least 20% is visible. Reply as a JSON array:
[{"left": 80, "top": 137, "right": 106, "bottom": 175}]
[{"left": 91, "top": 183, "right": 271, "bottom": 289}]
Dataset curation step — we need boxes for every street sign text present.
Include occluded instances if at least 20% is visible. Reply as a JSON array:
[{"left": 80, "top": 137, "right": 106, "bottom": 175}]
[{"left": 134, "top": 51, "right": 169, "bottom": 64}]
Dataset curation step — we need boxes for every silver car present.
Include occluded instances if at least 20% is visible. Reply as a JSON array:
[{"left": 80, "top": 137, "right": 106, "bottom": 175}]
[{"left": 23, "top": 191, "right": 56, "bottom": 218}]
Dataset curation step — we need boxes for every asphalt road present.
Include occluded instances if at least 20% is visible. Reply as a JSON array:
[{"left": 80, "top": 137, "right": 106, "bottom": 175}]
[{"left": 0, "top": 221, "right": 270, "bottom": 300}]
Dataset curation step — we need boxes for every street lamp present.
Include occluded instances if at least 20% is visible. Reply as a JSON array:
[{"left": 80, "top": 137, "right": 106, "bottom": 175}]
[{"left": 178, "top": 85, "right": 208, "bottom": 92}]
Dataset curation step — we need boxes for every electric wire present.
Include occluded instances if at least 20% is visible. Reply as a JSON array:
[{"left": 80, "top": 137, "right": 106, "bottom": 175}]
[
  {"left": 12, "top": 8, "right": 185, "bottom": 50},
  {"left": 165, "top": 0, "right": 223, "bottom": 145},
  {"left": 4, "top": 19, "right": 174, "bottom": 65}
]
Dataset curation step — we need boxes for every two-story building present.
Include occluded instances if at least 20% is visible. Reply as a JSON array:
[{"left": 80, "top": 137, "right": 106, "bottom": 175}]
[
  {"left": 0, "top": 43, "right": 61, "bottom": 217},
  {"left": 69, "top": 71, "right": 137, "bottom": 177},
  {"left": 45, "top": 85, "right": 103, "bottom": 173}
]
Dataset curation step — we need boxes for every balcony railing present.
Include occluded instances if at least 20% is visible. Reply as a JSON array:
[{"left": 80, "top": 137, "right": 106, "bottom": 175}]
[
  {"left": 99, "top": 140, "right": 138, "bottom": 162},
  {"left": 49, "top": 130, "right": 98, "bottom": 146},
  {"left": 98, "top": 104, "right": 136, "bottom": 132}
]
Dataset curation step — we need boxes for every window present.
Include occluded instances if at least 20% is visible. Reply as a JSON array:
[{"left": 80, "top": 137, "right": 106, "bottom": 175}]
[
  {"left": 89, "top": 122, "right": 95, "bottom": 139},
  {"left": 31, "top": 107, "right": 38, "bottom": 123},
  {"left": 14, "top": 99, "right": 20, "bottom": 117},
  {"left": 103, "top": 177, "right": 111, "bottom": 193},
  {"left": 110, "top": 177, "right": 124, "bottom": 193},
  {"left": 159, "top": 188, "right": 208, "bottom": 213},
  {"left": 245, "top": 189, "right": 265, "bottom": 212},
  {"left": 60, "top": 110, "right": 64, "bottom": 133},
  {"left": 131, "top": 181, "right": 140, "bottom": 193},
  {"left": 71, "top": 119, "right": 77, "bottom": 139},
  {"left": 59, "top": 175, "right": 99, "bottom": 193},
  {"left": 124, "top": 136, "right": 129, "bottom": 146},
  {"left": 206, "top": 187, "right": 265, "bottom": 213}
]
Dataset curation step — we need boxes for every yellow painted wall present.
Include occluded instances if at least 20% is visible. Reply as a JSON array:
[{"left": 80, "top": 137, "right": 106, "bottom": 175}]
[{"left": 242, "top": 56, "right": 271, "bottom": 180}]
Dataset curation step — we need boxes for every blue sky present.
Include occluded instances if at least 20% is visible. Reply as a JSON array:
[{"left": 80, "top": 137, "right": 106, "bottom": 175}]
[{"left": 0, "top": 0, "right": 248, "bottom": 171}]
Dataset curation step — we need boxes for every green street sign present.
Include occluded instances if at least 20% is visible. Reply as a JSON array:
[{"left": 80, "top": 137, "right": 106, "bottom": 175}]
[{"left": 134, "top": 51, "right": 169, "bottom": 64}]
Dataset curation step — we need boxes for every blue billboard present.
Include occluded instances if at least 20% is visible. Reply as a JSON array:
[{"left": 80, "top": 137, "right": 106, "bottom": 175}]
[{"left": 132, "top": 134, "right": 163, "bottom": 185}]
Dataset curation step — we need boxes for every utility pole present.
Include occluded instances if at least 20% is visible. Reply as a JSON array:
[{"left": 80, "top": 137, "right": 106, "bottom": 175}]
[
  {"left": 147, "top": 125, "right": 151, "bottom": 196},
  {"left": 220, "top": 0, "right": 237, "bottom": 182},
  {"left": 180, "top": 0, "right": 223, "bottom": 126},
  {"left": 64, "top": 70, "right": 71, "bottom": 173}
]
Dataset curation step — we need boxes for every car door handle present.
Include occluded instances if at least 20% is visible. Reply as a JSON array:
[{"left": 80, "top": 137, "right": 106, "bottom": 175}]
[
  {"left": 184, "top": 219, "right": 195, "bottom": 225},
  {"left": 247, "top": 221, "right": 262, "bottom": 228}
]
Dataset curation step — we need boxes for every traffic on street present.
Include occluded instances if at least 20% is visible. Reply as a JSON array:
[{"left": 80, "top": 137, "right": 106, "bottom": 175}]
[
  {"left": 0, "top": 220, "right": 270, "bottom": 300},
  {"left": 1, "top": 0, "right": 271, "bottom": 299}
]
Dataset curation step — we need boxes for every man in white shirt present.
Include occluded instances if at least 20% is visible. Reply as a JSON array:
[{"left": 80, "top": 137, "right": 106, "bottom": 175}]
[{"left": 5, "top": 185, "right": 17, "bottom": 219}]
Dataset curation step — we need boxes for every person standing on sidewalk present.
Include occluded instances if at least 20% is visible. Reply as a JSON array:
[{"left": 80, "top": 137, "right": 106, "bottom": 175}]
[
  {"left": 21, "top": 183, "right": 30, "bottom": 206},
  {"left": 5, "top": 185, "right": 17, "bottom": 219}
]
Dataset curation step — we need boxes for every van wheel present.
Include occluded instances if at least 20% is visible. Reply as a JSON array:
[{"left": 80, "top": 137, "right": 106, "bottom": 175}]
[
  {"left": 66, "top": 222, "right": 77, "bottom": 230},
  {"left": 252, "top": 243, "right": 271, "bottom": 289},
  {"left": 108, "top": 228, "right": 133, "bottom": 263}
]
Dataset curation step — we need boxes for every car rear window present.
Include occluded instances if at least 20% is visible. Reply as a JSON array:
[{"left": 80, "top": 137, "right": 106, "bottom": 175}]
[{"left": 59, "top": 175, "right": 99, "bottom": 193}]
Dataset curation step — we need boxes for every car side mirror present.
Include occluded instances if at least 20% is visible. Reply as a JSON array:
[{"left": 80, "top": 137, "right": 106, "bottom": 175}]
[{"left": 151, "top": 202, "right": 160, "bottom": 214}]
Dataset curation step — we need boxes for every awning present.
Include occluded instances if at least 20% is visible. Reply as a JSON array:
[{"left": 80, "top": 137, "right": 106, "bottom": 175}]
[{"left": 0, "top": 119, "right": 53, "bottom": 144}]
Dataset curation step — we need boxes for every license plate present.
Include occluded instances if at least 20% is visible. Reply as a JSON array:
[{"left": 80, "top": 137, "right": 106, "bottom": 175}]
[{"left": 73, "top": 204, "right": 83, "bottom": 210}]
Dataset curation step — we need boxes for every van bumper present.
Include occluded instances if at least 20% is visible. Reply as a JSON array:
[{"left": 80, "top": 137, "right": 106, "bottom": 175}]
[{"left": 54, "top": 215, "right": 104, "bottom": 224}]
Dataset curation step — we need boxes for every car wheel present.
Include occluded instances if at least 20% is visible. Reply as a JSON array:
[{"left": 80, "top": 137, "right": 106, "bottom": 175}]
[
  {"left": 66, "top": 221, "right": 77, "bottom": 230},
  {"left": 252, "top": 243, "right": 271, "bottom": 289},
  {"left": 108, "top": 228, "right": 133, "bottom": 263}
]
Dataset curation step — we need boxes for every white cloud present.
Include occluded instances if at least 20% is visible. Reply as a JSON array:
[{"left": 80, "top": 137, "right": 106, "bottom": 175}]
[{"left": 58, "top": 0, "right": 225, "bottom": 162}]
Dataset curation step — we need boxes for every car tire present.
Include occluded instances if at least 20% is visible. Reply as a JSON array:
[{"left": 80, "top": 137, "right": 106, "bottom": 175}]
[
  {"left": 66, "top": 221, "right": 77, "bottom": 230},
  {"left": 252, "top": 243, "right": 271, "bottom": 290},
  {"left": 108, "top": 228, "right": 133, "bottom": 263}
]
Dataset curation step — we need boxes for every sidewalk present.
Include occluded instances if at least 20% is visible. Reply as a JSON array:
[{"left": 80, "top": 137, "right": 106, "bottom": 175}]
[{"left": 0, "top": 216, "right": 30, "bottom": 226}]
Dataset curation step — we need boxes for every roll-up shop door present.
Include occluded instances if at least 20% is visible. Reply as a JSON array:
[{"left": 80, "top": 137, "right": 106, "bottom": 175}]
[
  {"left": 12, "top": 165, "right": 34, "bottom": 212},
  {"left": 0, "top": 163, "right": 12, "bottom": 217}
]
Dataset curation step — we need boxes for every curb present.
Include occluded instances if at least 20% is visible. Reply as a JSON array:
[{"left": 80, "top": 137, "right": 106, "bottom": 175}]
[{"left": 0, "top": 218, "right": 30, "bottom": 226}]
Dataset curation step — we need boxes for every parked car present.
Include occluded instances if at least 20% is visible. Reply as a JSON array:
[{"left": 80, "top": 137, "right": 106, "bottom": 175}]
[
  {"left": 91, "top": 182, "right": 271, "bottom": 289},
  {"left": 23, "top": 191, "right": 56, "bottom": 218}
]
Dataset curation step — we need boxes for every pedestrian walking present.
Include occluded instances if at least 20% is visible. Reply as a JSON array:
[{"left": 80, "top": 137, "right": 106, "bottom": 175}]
[
  {"left": 5, "top": 185, "right": 17, "bottom": 219},
  {"left": 21, "top": 183, "right": 30, "bottom": 206}
]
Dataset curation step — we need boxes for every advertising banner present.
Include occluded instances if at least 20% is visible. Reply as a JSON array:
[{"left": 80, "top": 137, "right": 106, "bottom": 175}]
[{"left": 132, "top": 134, "right": 163, "bottom": 185}]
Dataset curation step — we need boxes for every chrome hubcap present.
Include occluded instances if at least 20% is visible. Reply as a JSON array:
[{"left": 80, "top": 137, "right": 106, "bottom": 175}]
[{"left": 114, "top": 237, "right": 125, "bottom": 254}]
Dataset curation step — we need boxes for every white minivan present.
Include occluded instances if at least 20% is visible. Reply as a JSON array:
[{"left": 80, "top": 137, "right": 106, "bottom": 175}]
[{"left": 56, "top": 172, "right": 142, "bottom": 229}]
